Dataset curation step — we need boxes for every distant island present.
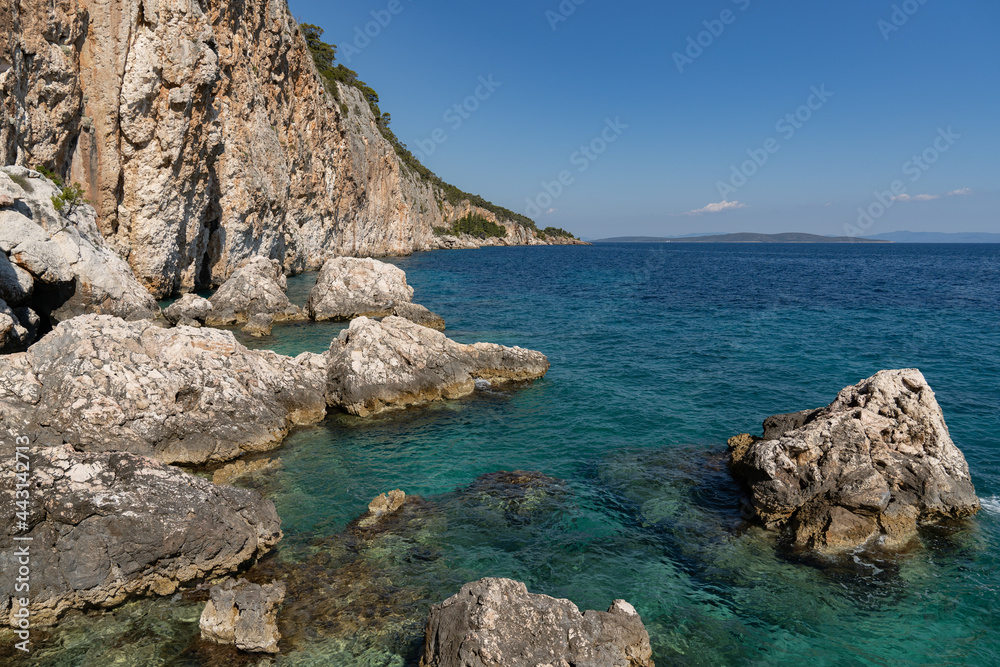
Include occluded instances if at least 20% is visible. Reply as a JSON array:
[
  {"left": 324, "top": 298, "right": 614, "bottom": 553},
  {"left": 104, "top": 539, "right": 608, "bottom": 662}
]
[
  {"left": 592, "top": 233, "right": 890, "bottom": 244},
  {"left": 865, "top": 232, "right": 1000, "bottom": 243}
]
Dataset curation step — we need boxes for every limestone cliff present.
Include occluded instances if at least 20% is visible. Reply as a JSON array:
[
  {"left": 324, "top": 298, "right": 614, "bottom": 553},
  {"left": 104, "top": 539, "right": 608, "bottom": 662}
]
[{"left": 0, "top": 0, "right": 571, "bottom": 298}]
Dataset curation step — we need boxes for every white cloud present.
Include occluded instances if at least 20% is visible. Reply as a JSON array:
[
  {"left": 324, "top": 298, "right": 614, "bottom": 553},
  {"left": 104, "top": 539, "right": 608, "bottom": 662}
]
[
  {"left": 545, "top": 208, "right": 557, "bottom": 214},
  {"left": 891, "top": 193, "right": 939, "bottom": 202},
  {"left": 680, "top": 200, "right": 747, "bottom": 216},
  {"left": 947, "top": 188, "right": 973, "bottom": 196}
]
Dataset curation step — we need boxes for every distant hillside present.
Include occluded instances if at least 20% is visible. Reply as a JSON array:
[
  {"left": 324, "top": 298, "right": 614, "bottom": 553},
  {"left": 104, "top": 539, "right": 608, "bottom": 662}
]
[
  {"left": 593, "top": 233, "right": 890, "bottom": 244},
  {"left": 866, "top": 232, "right": 1000, "bottom": 243}
]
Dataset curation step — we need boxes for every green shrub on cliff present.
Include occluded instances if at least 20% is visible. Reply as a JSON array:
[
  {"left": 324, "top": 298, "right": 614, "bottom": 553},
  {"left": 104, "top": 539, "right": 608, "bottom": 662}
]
[
  {"left": 34, "top": 164, "right": 63, "bottom": 188},
  {"left": 300, "top": 23, "right": 539, "bottom": 234},
  {"left": 52, "top": 182, "right": 87, "bottom": 215},
  {"left": 451, "top": 214, "right": 508, "bottom": 239},
  {"left": 542, "top": 226, "right": 576, "bottom": 239}
]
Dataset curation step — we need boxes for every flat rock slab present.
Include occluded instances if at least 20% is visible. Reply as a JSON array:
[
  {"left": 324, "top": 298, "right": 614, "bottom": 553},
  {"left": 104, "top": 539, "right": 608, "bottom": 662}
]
[
  {"left": 325, "top": 316, "right": 549, "bottom": 416},
  {"left": 0, "top": 446, "right": 281, "bottom": 626},
  {"left": 0, "top": 315, "right": 327, "bottom": 464},
  {"left": 419, "top": 577, "right": 654, "bottom": 667},
  {"left": 729, "top": 369, "right": 980, "bottom": 551}
]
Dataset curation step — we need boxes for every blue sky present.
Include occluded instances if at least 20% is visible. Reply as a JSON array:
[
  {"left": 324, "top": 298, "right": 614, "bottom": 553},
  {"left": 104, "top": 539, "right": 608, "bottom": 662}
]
[{"left": 288, "top": 0, "right": 999, "bottom": 238}]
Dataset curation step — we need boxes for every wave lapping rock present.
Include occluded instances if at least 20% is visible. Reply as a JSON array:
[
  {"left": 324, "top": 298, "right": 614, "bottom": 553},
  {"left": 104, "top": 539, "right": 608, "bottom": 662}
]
[
  {"left": 419, "top": 577, "right": 654, "bottom": 667},
  {"left": 325, "top": 316, "right": 548, "bottom": 416},
  {"left": 0, "top": 446, "right": 282, "bottom": 626},
  {"left": 0, "top": 167, "right": 158, "bottom": 350},
  {"left": 206, "top": 257, "right": 302, "bottom": 326},
  {"left": 728, "top": 369, "right": 980, "bottom": 550},
  {"left": 307, "top": 257, "right": 445, "bottom": 329},
  {"left": 0, "top": 315, "right": 326, "bottom": 464}
]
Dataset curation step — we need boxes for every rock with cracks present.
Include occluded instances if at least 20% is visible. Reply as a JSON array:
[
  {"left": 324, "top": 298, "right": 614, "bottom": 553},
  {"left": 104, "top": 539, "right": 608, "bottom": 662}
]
[
  {"left": 0, "top": 315, "right": 326, "bottom": 464},
  {"left": 419, "top": 577, "right": 654, "bottom": 667},
  {"left": 325, "top": 316, "right": 549, "bottom": 416},
  {"left": 200, "top": 578, "right": 286, "bottom": 654},
  {"left": 728, "top": 369, "right": 980, "bottom": 551},
  {"left": 307, "top": 257, "right": 445, "bottom": 329},
  {"left": 0, "top": 446, "right": 282, "bottom": 627},
  {"left": 206, "top": 257, "right": 302, "bottom": 326},
  {"left": 163, "top": 293, "right": 214, "bottom": 326}
]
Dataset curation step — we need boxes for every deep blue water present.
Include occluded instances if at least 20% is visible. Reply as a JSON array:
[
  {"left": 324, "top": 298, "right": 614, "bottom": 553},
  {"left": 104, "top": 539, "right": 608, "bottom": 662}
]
[{"left": 20, "top": 243, "right": 1000, "bottom": 666}]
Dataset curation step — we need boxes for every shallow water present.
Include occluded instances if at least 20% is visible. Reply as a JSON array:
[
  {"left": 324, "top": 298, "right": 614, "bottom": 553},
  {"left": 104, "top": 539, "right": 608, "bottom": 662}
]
[{"left": 12, "top": 243, "right": 1000, "bottom": 665}]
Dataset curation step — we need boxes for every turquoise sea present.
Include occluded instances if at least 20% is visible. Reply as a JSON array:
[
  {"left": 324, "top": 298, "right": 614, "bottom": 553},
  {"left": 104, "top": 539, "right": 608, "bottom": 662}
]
[{"left": 14, "top": 243, "right": 1000, "bottom": 666}]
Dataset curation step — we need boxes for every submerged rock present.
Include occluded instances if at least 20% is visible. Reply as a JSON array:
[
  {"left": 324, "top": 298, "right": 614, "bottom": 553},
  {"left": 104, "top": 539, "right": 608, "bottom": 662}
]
[
  {"left": 206, "top": 257, "right": 302, "bottom": 326},
  {"left": 0, "top": 446, "right": 281, "bottom": 626},
  {"left": 728, "top": 369, "right": 980, "bottom": 551},
  {"left": 307, "top": 257, "right": 445, "bottom": 329},
  {"left": 163, "top": 293, "right": 214, "bottom": 326},
  {"left": 359, "top": 489, "right": 407, "bottom": 527},
  {"left": 200, "top": 578, "right": 286, "bottom": 654},
  {"left": 0, "top": 315, "right": 326, "bottom": 464},
  {"left": 0, "top": 167, "right": 159, "bottom": 347},
  {"left": 419, "top": 577, "right": 654, "bottom": 667},
  {"left": 325, "top": 316, "right": 549, "bottom": 416}
]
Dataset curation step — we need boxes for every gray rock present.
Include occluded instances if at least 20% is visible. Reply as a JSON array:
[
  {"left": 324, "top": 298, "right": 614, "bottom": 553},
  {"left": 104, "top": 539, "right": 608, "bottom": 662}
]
[
  {"left": 206, "top": 256, "right": 302, "bottom": 326},
  {"left": 419, "top": 577, "right": 654, "bottom": 667},
  {"left": 163, "top": 293, "right": 214, "bottom": 325},
  {"left": 0, "top": 168, "right": 159, "bottom": 343},
  {"left": 0, "top": 252, "right": 33, "bottom": 306},
  {"left": 0, "top": 315, "right": 327, "bottom": 464},
  {"left": 729, "top": 369, "right": 980, "bottom": 551},
  {"left": 325, "top": 316, "right": 549, "bottom": 416},
  {"left": 391, "top": 301, "right": 446, "bottom": 331},
  {"left": 200, "top": 578, "right": 286, "bottom": 654},
  {"left": 242, "top": 312, "right": 273, "bottom": 337},
  {"left": 0, "top": 299, "right": 31, "bottom": 353},
  {"left": 307, "top": 257, "right": 445, "bottom": 328},
  {"left": 0, "top": 445, "right": 282, "bottom": 626}
]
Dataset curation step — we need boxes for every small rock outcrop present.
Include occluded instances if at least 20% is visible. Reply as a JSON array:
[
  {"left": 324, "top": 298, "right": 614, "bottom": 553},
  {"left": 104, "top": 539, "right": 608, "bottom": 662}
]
[
  {"left": 200, "top": 578, "right": 286, "bottom": 654},
  {"left": 419, "top": 578, "right": 654, "bottom": 667},
  {"left": 325, "top": 316, "right": 549, "bottom": 416},
  {"left": 242, "top": 313, "right": 274, "bottom": 337},
  {"left": 0, "top": 315, "right": 327, "bottom": 464},
  {"left": 728, "top": 369, "right": 980, "bottom": 550},
  {"left": 0, "top": 167, "right": 159, "bottom": 350},
  {"left": 163, "top": 293, "right": 214, "bottom": 327},
  {"left": 358, "top": 489, "right": 407, "bottom": 528},
  {"left": 206, "top": 257, "right": 302, "bottom": 326},
  {"left": 307, "top": 257, "right": 445, "bottom": 329},
  {"left": 0, "top": 446, "right": 282, "bottom": 626}
]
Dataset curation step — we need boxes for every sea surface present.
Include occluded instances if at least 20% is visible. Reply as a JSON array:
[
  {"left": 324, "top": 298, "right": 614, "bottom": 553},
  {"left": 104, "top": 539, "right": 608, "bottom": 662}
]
[{"left": 13, "top": 243, "right": 1000, "bottom": 666}]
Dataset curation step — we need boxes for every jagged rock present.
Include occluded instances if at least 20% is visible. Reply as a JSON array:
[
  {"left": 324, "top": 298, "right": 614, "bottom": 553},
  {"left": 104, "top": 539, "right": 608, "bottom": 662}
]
[
  {"left": 0, "top": 168, "right": 159, "bottom": 342},
  {"left": 200, "top": 578, "right": 286, "bottom": 654},
  {"left": 728, "top": 369, "right": 980, "bottom": 550},
  {"left": 359, "top": 489, "right": 406, "bottom": 528},
  {"left": 0, "top": 251, "right": 33, "bottom": 306},
  {"left": 163, "top": 293, "right": 214, "bottom": 326},
  {"left": 419, "top": 578, "right": 654, "bottom": 667},
  {"left": 325, "top": 316, "right": 549, "bottom": 416},
  {"left": 0, "top": 445, "right": 282, "bottom": 627},
  {"left": 206, "top": 257, "right": 302, "bottom": 326},
  {"left": 0, "top": 299, "right": 30, "bottom": 353},
  {"left": 213, "top": 457, "right": 282, "bottom": 486},
  {"left": 391, "top": 301, "right": 446, "bottom": 331},
  {"left": 0, "top": 315, "right": 327, "bottom": 464},
  {"left": 242, "top": 313, "right": 273, "bottom": 337}
]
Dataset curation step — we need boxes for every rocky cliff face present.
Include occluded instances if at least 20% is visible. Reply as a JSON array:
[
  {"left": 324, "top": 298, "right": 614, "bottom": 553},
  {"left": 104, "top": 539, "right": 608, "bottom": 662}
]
[{"left": 0, "top": 0, "right": 559, "bottom": 298}]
